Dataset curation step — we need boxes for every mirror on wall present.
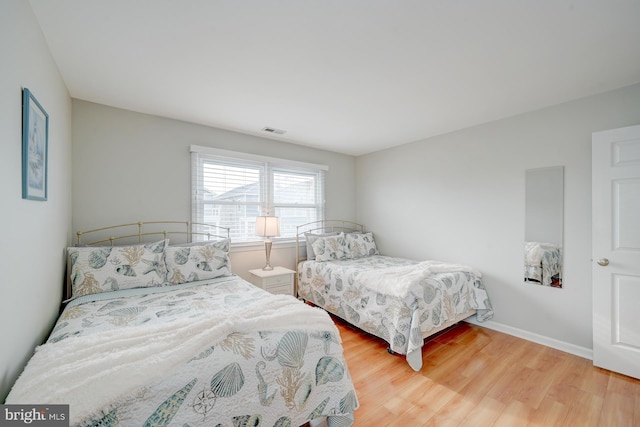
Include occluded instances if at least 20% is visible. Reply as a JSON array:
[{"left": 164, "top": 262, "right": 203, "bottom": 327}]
[{"left": 524, "top": 166, "right": 564, "bottom": 288}]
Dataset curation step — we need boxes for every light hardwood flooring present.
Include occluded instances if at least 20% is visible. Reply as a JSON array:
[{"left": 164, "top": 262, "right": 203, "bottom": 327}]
[{"left": 332, "top": 315, "right": 640, "bottom": 427}]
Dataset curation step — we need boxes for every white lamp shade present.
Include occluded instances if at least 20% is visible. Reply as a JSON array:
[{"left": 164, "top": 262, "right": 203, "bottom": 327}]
[{"left": 255, "top": 216, "right": 280, "bottom": 237}]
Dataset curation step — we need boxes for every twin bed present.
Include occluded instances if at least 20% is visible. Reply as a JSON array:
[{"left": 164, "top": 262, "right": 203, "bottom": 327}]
[
  {"left": 6, "top": 221, "right": 358, "bottom": 427},
  {"left": 296, "top": 220, "right": 494, "bottom": 371}
]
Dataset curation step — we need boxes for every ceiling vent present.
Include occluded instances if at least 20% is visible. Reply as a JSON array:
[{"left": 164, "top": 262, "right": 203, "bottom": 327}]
[{"left": 262, "top": 126, "right": 287, "bottom": 135}]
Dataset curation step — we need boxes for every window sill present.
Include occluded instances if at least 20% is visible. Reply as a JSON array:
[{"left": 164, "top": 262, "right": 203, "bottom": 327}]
[{"left": 230, "top": 239, "right": 297, "bottom": 253}]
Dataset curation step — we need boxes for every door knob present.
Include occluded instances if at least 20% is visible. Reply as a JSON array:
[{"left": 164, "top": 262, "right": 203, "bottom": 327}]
[{"left": 597, "top": 258, "right": 609, "bottom": 266}]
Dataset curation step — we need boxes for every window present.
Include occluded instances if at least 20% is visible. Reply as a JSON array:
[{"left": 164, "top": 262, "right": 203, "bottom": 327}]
[{"left": 191, "top": 145, "right": 326, "bottom": 243}]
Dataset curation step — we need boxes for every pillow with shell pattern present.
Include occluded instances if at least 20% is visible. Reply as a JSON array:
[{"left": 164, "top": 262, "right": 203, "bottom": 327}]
[
  {"left": 68, "top": 239, "right": 169, "bottom": 298},
  {"left": 304, "top": 231, "right": 339, "bottom": 260},
  {"left": 344, "top": 232, "right": 379, "bottom": 259},
  {"left": 311, "top": 232, "right": 347, "bottom": 261},
  {"left": 164, "top": 238, "right": 232, "bottom": 284}
]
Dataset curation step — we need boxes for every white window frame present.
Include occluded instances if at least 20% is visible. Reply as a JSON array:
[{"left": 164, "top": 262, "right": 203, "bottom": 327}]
[{"left": 191, "top": 145, "right": 327, "bottom": 246}]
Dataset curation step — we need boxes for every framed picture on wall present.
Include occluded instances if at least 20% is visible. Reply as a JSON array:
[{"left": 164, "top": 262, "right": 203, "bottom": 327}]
[{"left": 22, "top": 88, "right": 49, "bottom": 201}]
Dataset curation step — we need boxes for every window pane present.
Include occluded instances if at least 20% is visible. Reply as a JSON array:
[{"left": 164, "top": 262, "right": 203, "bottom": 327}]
[
  {"left": 274, "top": 170, "right": 316, "bottom": 204},
  {"left": 203, "top": 162, "right": 260, "bottom": 200},
  {"left": 273, "top": 169, "right": 322, "bottom": 238},
  {"left": 275, "top": 206, "right": 321, "bottom": 238},
  {"left": 199, "top": 160, "right": 262, "bottom": 242},
  {"left": 204, "top": 202, "right": 261, "bottom": 241}
]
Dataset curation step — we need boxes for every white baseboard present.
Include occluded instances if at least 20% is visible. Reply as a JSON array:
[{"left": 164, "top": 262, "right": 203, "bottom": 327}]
[{"left": 464, "top": 318, "right": 593, "bottom": 361}]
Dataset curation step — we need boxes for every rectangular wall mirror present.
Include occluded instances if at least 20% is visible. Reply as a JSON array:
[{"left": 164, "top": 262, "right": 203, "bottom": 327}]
[{"left": 524, "top": 166, "right": 564, "bottom": 288}]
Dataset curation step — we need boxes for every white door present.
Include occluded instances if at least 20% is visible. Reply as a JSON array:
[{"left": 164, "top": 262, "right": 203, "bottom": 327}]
[{"left": 592, "top": 124, "right": 640, "bottom": 379}]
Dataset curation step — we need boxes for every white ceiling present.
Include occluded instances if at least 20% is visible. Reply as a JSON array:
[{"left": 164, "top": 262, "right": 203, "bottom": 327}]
[{"left": 29, "top": 0, "right": 640, "bottom": 156}]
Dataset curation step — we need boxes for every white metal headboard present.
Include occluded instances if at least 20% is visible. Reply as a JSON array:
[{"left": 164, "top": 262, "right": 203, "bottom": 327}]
[
  {"left": 75, "top": 220, "right": 229, "bottom": 246},
  {"left": 66, "top": 221, "right": 229, "bottom": 303}
]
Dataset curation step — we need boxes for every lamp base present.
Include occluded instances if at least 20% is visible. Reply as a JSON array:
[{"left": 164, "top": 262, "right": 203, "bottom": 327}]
[{"left": 262, "top": 239, "right": 274, "bottom": 271}]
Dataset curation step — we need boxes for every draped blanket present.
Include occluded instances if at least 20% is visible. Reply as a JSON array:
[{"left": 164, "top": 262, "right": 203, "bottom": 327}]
[
  {"left": 6, "top": 294, "right": 333, "bottom": 425},
  {"left": 355, "top": 259, "right": 483, "bottom": 298},
  {"left": 524, "top": 241, "right": 559, "bottom": 266}
]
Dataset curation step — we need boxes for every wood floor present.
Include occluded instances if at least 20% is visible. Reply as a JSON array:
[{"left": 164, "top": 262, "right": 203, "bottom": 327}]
[{"left": 333, "top": 315, "right": 640, "bottom": 427}]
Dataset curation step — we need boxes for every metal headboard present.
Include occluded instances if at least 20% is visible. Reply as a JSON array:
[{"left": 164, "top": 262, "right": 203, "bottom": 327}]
[
  {"left": 75, "top": 220, "right": 229, "bottom": 246},
  {"left": 65, "top": 221, "right": 230, "bottom": 303}
]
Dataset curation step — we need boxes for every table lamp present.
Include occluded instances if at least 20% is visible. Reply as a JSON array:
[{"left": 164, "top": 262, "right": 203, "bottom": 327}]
[{"left": 255, "top": 216, "right": 280, "bottom": 270}]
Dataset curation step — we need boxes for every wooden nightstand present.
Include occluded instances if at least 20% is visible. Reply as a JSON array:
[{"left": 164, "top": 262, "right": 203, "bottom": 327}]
[{"left": 248, "top": 266, "right": 295, "bottom": 296}]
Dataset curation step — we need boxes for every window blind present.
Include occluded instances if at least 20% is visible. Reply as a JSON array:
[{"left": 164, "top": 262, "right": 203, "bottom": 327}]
[{"left": 191, "top": 146, "right": 326, "bottom": 243}]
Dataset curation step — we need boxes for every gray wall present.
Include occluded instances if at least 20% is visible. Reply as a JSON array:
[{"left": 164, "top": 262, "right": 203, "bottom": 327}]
[
  {"left": 72, "top": 100, "right": 356, "bottom": 281},
  {"left": 0, "top": 1, "right": 72, "bottom": 401},
  {"left": 356, "top": 83, "right": 640, "bottom": 354}
]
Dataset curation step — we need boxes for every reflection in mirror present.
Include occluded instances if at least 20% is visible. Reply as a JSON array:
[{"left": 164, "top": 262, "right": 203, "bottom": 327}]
[{"left": 524, "top": 166, "right": 564, "bottom": 288}]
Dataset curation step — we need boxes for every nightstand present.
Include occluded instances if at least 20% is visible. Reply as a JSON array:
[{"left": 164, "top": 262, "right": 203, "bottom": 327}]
[{"left": 248, "top": 266, "right": 295, "bottom": 296}]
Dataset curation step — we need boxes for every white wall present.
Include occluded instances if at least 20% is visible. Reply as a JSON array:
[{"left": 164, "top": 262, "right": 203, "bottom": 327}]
[
  {"left": 0, "top": 1, "right": 72, "bottom": 401},
  {"left": 71, "top": 100, "right": 356, "bottom": 280},
  {"left": 356, "top": 83, "right": 640, "bottom": 354}
]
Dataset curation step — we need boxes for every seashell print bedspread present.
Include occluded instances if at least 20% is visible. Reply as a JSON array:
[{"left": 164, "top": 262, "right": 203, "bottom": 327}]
[
  {"left": 298, "top": 255, "right": 494, "bottom": 361},
  {"left": 10, "top": 276, "right": 358, "bottom": 426}
]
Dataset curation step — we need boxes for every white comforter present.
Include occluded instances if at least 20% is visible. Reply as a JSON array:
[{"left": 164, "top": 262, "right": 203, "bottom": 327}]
[{"left": 356, "top": 260, "right": 483, "bottom": 298}]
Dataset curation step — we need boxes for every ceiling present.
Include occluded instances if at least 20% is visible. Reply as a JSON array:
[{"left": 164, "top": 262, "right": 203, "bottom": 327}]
[{"left": 29, "top": 1, "right": 640, "bottom": 156}]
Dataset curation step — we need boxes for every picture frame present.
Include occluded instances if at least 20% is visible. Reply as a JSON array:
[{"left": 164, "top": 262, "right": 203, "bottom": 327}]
[{"left": 22, "top": 88, "right": 49, "bottom": 201}]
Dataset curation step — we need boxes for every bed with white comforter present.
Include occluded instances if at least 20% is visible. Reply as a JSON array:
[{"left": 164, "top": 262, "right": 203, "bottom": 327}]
[
  {"left": 296, "top": 221, "right": 493, "bottom": 372},
  {"left": 8, "top": 277, "right": 357, "bottom": 426},
  {"left": 7, "top": 224, "right": 357, "bottom": 427}
]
